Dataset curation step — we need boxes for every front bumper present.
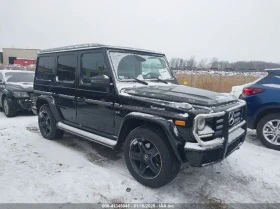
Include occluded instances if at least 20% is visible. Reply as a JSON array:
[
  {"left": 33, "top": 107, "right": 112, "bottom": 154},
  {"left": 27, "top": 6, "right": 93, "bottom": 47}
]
[
  {"left": 184, "top": 100, "right": 247, "bottom": 167},
  {"left": 17, "top": 98, "right": 33, "bottom": 110},
  {"left": 10, "top": 97, "right": 33, "bottom": 111}
]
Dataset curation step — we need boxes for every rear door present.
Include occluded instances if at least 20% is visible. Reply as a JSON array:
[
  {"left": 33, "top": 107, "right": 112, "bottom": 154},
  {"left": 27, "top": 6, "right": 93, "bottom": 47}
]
[
  {"left": 34, "top": 55, "right": 55, "bottom": 94},
  {"left": 76, "top": 50, "right": 115, "bottom": 135},
  {"left": 53, "top": 52, "right": 78, "bottom": 124}
]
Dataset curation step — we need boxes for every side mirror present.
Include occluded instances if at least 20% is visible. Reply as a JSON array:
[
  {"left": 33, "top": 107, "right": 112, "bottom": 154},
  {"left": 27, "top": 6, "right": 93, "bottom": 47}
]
[{"left": 90, "top": 75, "right": 111, "bottom": 87}]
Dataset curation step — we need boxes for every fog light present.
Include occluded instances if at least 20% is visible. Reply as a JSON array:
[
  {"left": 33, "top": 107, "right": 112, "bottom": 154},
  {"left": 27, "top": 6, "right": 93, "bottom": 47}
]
[{"left": 197, "top": 117, "right": 206, "bottom": 131}]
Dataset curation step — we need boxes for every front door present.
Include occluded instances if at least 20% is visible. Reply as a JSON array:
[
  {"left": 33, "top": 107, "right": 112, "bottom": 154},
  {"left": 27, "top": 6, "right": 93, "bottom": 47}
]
[
  {"left": 53, "top": 52, "right": 77, "bottom": 124},
  {"left": 76, "top": 50, "right": 115, "bottom": 135}
]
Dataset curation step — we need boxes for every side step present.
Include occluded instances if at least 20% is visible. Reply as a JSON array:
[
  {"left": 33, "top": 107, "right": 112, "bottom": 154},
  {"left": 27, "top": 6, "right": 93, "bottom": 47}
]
[{"left": 57, "top": 122, "right": 117, "bottom": 148}]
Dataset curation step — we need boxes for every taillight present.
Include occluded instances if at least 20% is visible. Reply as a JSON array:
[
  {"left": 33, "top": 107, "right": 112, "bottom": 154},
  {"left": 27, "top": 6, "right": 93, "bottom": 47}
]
[{"left": 242, "top": 88, "right": 264, "bottom": 96}]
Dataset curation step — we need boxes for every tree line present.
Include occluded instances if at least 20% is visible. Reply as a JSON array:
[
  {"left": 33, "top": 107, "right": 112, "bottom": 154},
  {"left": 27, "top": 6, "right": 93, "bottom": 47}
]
[{"left": 169, "top": 57, "right": 280, "bottom": 70}]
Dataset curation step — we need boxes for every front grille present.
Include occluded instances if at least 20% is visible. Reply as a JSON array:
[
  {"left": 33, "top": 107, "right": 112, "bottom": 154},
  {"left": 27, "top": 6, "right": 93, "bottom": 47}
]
[{"left": 214, "top": 107, "right": 243, "bottom": 132}]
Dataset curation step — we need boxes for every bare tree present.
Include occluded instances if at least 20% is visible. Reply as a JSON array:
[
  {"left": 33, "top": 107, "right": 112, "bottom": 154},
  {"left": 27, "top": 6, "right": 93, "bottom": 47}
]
[
  {"left": 186, "top": 56, "right": 196, "bottom": 68},
  {"left": 178, "top": 58, "right": 185, "bottom": 69},
  {"left": 209, "top": 57, "right": 219, "bottom": 68},
  {"left": 197, "top": 58, "right": 208, "bottom": 68},
  {"left": 169, "top": 58, "right": 176, "bottom": 68},
  {"left": 218, "top": 61, "right": 230, "bottom": 69}
]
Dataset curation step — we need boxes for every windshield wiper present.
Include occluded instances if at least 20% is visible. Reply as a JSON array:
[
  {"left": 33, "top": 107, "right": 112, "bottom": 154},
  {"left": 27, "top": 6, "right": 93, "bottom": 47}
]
[
  {"left": 151, "top": 77, "right": 168, "bottom": 84},
  {"left": 128, "top": 77, "right": 148, "bottom": 85}
]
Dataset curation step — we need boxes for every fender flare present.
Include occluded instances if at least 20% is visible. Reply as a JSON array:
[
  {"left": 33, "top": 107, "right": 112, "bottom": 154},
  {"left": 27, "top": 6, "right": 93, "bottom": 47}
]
[
  {"left": 117, "top": 112, "right": 185, "bottom": 162},
  {"left": 1, "top": 89, "right": 12, "bottom": 106},
  {"left": 1, "top": 89, "right": 12, "bottom": 98},
  {"left": 36, "top": 95, "right": 63, "bottom": 122}
]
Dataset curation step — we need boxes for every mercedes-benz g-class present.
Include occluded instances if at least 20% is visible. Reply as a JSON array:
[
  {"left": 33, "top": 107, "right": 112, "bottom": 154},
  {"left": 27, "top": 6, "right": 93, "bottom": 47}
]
[{"left": 32, "top": 44, "right": 247, "bottom": 188}]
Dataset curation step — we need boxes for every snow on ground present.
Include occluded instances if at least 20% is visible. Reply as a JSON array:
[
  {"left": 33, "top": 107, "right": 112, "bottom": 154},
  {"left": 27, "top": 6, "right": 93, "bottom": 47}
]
[{"left": 0, "top": 110, "right": 280, "bottom": 204}]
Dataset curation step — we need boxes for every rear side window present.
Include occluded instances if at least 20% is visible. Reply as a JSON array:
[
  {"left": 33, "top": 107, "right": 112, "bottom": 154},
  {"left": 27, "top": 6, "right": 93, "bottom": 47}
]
[
  {"left": 256, "top": 73, "right": 280, "bottom": 85},
  {"left": 0, "top": 73, "right": 3, "bottom": 81},
  {"left": 37, "top": 56, "right": 55, "bottom": 80},
  {"left": 80, "top": 52, "right": 107, "bottom": 84},
  {"left": 57, "top": 54, "right": 76, "bottom": 82}
]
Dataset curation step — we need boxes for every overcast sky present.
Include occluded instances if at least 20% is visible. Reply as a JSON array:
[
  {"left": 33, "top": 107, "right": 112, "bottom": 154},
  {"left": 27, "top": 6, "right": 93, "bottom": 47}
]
[{"left": 0, "top": 0, "right": 280, "bottom": 62}]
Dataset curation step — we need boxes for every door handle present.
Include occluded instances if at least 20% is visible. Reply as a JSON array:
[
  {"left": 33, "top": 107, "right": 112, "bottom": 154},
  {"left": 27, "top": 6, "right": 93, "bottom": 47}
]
[{"left": 76, "top": 97, "right": 85, "bottom": 102}]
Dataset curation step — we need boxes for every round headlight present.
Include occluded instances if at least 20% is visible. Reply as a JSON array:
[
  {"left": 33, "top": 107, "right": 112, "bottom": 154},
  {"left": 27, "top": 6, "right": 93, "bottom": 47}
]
[{"left": 197, "top": 117, "right": 206, "bottom": 131}]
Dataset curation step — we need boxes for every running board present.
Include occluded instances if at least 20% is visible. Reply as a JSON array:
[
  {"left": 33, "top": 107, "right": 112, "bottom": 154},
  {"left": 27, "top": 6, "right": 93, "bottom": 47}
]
[{"left": 57, "top": 122, "right": 117, "bottom": 148}]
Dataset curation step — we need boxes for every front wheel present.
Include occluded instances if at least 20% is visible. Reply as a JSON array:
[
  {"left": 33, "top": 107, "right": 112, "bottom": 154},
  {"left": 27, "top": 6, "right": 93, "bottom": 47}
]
[
  {"left": 124, "top": 126, "right": 181, "bottom": 188},
  {"left": 38, "top": 105, "right": 64, "bottom": 140},
  {"left": 3, "top": 97, "right": 16, "bottom": 117},
  {"left": 257, "top": 114, "right": 280, "bottom": 151}
]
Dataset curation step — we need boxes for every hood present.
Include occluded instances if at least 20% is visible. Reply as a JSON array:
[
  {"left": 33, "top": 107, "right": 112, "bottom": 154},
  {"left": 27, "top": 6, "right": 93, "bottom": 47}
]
[
  {"left": 121, "top": 85, "right": 237, "bottom": 106},
  {"left": 5, "top": 82, "right": 34, "bottom": 92}
]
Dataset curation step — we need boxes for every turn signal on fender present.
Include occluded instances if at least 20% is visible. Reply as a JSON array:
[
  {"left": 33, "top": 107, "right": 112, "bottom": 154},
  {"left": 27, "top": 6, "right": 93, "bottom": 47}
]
[{"left": 175, "top": 120, "right": 186, "bottom": 126}]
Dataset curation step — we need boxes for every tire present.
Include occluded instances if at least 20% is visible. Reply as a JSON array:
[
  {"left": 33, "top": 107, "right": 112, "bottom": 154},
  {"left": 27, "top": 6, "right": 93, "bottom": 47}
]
[
  {"left": 3, "top": 97, "right": 16, "bottom": 117},
  {"left": 124, "top": 126, "right": 181, "bottom": 188},
  {"left": 38, "top": 105, "right": 64, "bottom": 140},
  {"left": 257, "top": 113, "right": 280, "bottom": 151}
]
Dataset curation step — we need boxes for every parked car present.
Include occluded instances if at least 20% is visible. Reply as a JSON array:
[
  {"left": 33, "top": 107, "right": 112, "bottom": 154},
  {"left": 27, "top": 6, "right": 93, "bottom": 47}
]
[
  {"left": 32, "top": 44, "right": 247, "bottom": 188},
  {"left": 242, "top": 69, "right": 280, "bottom": 150},
  {"left": 0, "top": 70, "right": 35, "bottom": 117},
  {"left": 230, "top": 77, "right": 264, "bottom": 99}
]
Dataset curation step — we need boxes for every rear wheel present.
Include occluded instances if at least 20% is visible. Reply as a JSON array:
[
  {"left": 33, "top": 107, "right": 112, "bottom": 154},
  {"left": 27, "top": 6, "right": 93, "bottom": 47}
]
[
  {"left": 38, "top": 105, "right": 64, "bottom": 140},
  {"left": 3, "top": 97, "right": 16, "bottom": 117},
  {"left": 124, "top": 126, "right": 181, "bottom": 188},
  {"left": 257, "top": 114, "right": 280, "bottom": 150}
]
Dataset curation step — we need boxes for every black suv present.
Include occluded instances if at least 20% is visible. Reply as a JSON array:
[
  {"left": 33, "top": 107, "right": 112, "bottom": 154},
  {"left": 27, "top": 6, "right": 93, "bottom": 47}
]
[
  {"left": 32, "top": 44, "right": 247, "bottom": 188},
  {"left": 0, "top": 70, "right": 35, "bottom": 117}
]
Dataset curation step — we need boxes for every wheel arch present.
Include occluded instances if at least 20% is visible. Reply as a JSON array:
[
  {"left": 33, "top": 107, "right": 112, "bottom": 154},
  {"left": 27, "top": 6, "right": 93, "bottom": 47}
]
[
  {"left": 254, "top": 105, "right": 280, "bottom": 128},
  {"left": 36, "top": 96, "right": 63, "bottom": 122},
  {"left": 116, "top": 112, "right": 185, "bottom": 162},
  {"left": 1, "top": 90, "right": 12, "bottom": 106}
]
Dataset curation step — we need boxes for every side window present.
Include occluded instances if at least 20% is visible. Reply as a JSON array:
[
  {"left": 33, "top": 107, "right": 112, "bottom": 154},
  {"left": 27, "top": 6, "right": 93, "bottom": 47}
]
[
  {"left": 57, "top": 54, "right": 76, "bottom": 82},
  {"left": 80, "top": 52, "right": 107, "bottom": 84},
  {"left": 0, "top": 73, "right": 3, "bottom": 81},
  {"left": 257, "top": 74, "right": 280, "bottom": 84},
  {"left": 37, "top": 56, "right": 55, "bottom": 80}
]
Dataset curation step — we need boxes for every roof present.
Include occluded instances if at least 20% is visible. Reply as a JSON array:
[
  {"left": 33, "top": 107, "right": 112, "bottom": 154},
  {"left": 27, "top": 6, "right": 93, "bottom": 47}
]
[
  {"left": 0, "top": 70, "right": 34, "bottom": 74},
  {"left": 15, "top": 58, "right": 36, "bottom": 61},
  {"left": 2, "top": 48, "right": 40, "bottom": 51},
  {"left": 39, "top": 43, "right": 164, "bottom": 55}
]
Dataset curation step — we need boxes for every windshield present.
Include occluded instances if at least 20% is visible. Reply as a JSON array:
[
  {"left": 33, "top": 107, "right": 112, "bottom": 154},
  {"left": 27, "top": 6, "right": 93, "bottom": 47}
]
[
  {"left": 5, "top": 72, "right": 35, "bottom": 83},
  {"left": 109, "top": 52, "right": 174, "bottom": 81}
]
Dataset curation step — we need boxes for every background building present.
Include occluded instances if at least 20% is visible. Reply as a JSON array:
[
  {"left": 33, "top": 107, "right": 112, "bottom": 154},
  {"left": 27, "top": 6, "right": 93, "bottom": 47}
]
[{"left": 2, "top": 48, "right": 39, "bottom": 65}]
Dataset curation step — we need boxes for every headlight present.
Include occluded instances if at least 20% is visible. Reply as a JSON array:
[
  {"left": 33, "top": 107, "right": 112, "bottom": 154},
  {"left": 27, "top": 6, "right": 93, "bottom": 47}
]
[
  {"left": 13, "top": 92, "right": 30, "bottom": 98},
  {"left": 197, "top": 117, "right": 206, "bottom": 131}
]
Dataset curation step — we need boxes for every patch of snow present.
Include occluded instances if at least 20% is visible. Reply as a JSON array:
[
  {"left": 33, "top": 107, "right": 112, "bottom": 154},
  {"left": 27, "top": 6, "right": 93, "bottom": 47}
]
[
  {"left": 215, "top": 94, "right": 235, "bottom": 103},
  {"left": 184, "top": 142, "right": 208, "bottom": 150},
  {"left": 179, "top": 113, "right": 189, "bottom": 117},
  {"left": 1, "top": 111, "right": 280, "bottom": 204},
  {"left": 116, "top": 81, "right": 173, "bottom": 92},
  {"left": 198, "top": 126, "right": 214, "bottom": 135}
]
